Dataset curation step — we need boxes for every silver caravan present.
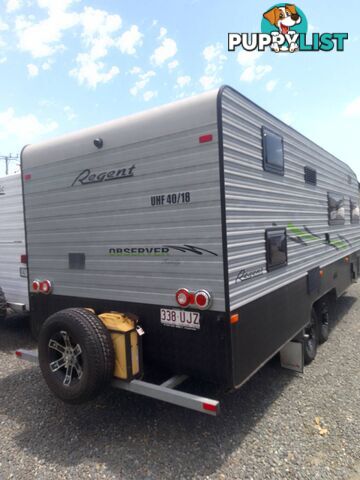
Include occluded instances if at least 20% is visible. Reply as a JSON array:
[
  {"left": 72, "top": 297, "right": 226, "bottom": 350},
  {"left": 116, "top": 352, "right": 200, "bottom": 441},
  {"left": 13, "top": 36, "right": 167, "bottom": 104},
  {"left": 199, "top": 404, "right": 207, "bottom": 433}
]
[
  {"left": 0, "top": 174, "right": 29, "bottom": 320},
  {"left": 18, "top": 86, "right": 360, "bottom": 415}
]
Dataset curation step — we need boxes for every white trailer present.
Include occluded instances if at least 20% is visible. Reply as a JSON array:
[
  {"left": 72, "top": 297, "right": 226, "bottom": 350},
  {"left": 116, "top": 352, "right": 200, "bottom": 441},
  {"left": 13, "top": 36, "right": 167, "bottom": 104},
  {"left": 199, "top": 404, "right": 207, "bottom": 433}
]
[
  {"left": 0, "top": 173, "right": 29, "bottom": 321},
  {"left": 18, "top": 86, "right": 360, "bottom": 414}
]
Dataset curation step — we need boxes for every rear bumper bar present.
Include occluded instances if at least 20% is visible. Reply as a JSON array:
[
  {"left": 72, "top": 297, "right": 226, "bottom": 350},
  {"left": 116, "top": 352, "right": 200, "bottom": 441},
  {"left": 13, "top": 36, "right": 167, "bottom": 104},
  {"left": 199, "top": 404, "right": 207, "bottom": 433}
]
[{"left": 15, "top": 349, "right": 220, "bottom": 416}]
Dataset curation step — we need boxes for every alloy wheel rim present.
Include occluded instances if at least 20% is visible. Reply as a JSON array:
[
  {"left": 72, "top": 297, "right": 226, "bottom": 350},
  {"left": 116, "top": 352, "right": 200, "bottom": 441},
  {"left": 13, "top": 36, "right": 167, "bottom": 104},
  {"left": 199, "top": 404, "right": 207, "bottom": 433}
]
[{"left": 48, "top": 330, "right": 83, "bottom": 387}]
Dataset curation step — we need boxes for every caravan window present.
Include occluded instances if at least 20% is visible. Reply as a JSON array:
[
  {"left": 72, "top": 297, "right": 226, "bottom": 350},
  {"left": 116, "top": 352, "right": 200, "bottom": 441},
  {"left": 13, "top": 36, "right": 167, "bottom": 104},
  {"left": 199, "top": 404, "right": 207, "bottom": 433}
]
[
  {"left": 262, "top": 128, "right": 284, "bottom": 175},
  {"left": 328, "top": 193, "right": 345, "bottom": 225},
  {"left": 265, "top": 228, "right": 288, "bottom": 271},
  {"left": 350, "top": 199, "right": 360, "bottom": 224}
]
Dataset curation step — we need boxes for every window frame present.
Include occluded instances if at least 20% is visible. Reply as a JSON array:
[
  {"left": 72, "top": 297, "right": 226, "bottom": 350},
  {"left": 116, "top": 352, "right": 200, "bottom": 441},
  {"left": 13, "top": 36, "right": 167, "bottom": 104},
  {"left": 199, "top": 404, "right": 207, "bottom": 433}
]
[
  {"left": 262, "top": 127, "right": 285, "bottom": 176},
  {"left": 265, "top": 227, "right": 288, "bottom": 272},
  {"left": 327, "top": 192, "right": 345, "bottom": 226}
]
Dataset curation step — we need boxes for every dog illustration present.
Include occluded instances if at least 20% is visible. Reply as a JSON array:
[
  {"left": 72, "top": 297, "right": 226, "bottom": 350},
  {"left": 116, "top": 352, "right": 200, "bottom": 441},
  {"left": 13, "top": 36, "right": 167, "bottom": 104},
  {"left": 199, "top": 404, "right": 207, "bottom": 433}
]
[{"left": 263, "top": 4, "right": 302, "bottom": 52}]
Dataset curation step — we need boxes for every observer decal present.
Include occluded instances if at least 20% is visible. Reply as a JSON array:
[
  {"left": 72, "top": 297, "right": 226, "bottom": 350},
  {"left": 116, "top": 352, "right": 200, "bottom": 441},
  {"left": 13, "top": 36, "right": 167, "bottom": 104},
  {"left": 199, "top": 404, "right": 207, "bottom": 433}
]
[
  {"left": 108, "top": 245, "right": 218, "bottom": 256},
  {"left": 228, "top": 4, "right": 348, "bottom": 53}
]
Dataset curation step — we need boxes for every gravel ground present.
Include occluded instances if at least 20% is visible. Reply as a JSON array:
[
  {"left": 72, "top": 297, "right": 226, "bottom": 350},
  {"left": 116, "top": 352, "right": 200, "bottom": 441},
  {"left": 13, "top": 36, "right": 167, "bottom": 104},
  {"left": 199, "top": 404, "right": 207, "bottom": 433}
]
[{"left": 0, "top": 286, "right": 359, "bottom": 480}]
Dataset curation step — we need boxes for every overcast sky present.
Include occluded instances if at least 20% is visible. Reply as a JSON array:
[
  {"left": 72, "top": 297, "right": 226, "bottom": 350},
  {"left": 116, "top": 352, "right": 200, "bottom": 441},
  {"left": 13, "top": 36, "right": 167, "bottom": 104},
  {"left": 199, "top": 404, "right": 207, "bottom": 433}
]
[{"left": 0, "top": 0, "right": 359, "bottom": 177}]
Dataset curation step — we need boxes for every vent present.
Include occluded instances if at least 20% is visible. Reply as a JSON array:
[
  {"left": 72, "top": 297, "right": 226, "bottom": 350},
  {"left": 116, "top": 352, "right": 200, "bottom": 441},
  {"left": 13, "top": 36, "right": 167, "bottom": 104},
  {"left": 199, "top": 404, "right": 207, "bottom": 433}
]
[
  {"left": 69, "top": 253, "right": 85, "bottom": 270},
  {"left": 304, "top": 167, "right": 317, "bottom": 185}
]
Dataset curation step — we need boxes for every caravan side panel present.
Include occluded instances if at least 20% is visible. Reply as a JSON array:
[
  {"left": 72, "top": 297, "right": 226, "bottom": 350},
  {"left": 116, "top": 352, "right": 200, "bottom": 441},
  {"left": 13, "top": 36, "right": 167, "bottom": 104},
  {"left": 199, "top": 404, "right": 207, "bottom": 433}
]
[
  {"left": 0, "top": 174, "right": 28, "bottom": 307},
  {"left": 220, "top": 86, "right": 360, "bottom": 311},
  {"left": 220, "top": 86, "right": 360, "bottom": 386}
]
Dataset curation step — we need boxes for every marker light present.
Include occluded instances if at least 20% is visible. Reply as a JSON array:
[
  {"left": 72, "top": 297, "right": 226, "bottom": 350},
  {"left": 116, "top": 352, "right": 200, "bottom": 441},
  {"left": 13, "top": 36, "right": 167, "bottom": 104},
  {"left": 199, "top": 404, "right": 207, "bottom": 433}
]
[
  {"left": 176, "top": 288, "right": 191, "bottom": 307},
  {"left": 199, "top": 134, "right": 213, "bottom": 144}
]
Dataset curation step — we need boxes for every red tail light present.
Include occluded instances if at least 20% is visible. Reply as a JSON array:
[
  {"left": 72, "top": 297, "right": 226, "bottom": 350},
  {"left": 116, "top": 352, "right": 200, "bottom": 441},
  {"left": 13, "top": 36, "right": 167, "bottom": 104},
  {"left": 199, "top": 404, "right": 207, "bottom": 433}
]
[
  {"left": 175, "top": 288, "right": 211, "bottom": 310},
  {"left": 175, "top": 288, "right": 191, "bottom": 307},
  {"left": 40, "top": 280, "right": 52, "bottom": 294},
  {"left": 20, "top": 254, "right": 28, "bottom": 264},
  {"left": 194, "top": 290, "right": 211, "bottom": 310},
  {"left": 32, "top": 280, "right": 40, "bottom": 292}
]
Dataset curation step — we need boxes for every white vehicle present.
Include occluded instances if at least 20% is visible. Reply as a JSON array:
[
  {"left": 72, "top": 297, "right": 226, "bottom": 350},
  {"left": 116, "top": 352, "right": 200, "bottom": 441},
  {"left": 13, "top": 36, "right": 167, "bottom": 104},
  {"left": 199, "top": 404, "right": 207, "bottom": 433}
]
[
  {"left": 17, "top": 86, "right": 360, "bottom": 415},
  {"left": 0, "top": 173, "right": 29, "bottom": 322}
]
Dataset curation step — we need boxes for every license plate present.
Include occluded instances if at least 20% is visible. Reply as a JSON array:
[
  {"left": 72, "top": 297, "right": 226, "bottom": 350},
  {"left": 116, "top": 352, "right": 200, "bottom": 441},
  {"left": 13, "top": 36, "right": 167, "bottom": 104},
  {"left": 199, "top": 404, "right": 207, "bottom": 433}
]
[
  {"left": 160, "top": 308, "right": 200, "bottom": 330},
  {"left": 19, "top": 267, "right": 28, "bottom": 278}
]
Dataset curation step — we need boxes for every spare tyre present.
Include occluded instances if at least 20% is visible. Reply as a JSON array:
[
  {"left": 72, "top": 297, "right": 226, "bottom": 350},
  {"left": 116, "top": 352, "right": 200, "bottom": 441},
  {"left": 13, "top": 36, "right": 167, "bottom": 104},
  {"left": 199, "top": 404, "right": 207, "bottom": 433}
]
[
  {"left": 38, "top": 308, "right": 114, "bottom": 404},
  {"left": 0, "top": 287, "right": 6, "bottom": 321}
]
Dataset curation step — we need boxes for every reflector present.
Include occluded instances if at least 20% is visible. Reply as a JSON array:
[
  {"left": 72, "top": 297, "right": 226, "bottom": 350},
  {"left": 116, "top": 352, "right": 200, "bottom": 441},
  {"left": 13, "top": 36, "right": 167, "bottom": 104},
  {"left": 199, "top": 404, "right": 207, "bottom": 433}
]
[{"left": 202, "top": 402, "right": 217, "bottom": 412}]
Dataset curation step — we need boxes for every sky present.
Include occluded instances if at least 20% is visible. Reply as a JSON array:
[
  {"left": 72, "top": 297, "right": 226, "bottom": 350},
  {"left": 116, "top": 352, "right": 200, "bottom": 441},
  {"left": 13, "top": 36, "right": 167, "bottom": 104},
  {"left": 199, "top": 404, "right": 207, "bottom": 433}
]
[{"left": 0, "top": 0, "right": 359, "bottom": 176}]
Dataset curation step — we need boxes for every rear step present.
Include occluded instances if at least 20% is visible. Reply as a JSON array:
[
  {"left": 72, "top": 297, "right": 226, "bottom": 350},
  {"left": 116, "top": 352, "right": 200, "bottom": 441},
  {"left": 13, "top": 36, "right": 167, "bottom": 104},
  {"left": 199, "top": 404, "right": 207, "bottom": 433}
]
[{"left": 15, "top": 349, "right": 220, "bottom": 416}]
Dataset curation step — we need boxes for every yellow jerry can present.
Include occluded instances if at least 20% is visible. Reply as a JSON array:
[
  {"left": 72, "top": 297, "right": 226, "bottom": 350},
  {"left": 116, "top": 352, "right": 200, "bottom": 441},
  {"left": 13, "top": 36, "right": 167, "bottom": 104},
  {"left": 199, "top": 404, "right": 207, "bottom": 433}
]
[{"left": 98, "top": 312, "right": 143, "bottom": 381}]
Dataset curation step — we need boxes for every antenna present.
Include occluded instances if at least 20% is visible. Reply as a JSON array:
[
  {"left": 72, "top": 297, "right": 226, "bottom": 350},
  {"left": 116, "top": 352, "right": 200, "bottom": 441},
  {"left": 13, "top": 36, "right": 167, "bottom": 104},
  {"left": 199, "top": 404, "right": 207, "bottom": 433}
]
[{"left": 0, "top": 153, "right": 20, "bottom": 175}]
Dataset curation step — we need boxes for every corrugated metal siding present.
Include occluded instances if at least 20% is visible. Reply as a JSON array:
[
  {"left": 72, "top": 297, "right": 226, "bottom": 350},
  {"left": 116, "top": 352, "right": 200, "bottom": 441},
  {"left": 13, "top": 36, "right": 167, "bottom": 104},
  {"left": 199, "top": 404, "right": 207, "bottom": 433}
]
[
  {"left": 22, "top": 92, "right": 226, "bottom": 311},
  {"left": 0, "top": 174, "right": 28, "bottom": 306},
  {"left": 221, "top": 86, "right": 360, "bottom": 311}
]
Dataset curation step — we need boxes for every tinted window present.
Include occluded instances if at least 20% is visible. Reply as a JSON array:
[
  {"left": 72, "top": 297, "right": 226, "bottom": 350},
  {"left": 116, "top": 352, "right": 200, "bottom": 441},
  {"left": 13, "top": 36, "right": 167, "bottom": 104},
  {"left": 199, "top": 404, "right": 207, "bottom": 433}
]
[
  {"left": 350, "top": 199, "right": 360, "bottom": 224},
  {"left": 266, "top": 228, "right": 288, "bottom": 271},
  {"left": 328, "top": 193, "right": 345, "bottom": 225},
  {"left": 262, "top": 128, "right": 284, "bottom": 175}
]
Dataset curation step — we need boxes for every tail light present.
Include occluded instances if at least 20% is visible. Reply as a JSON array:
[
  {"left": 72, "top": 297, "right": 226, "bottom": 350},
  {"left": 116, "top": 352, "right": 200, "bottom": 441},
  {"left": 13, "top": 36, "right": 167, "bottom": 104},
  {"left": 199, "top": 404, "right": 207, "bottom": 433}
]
[
  {"left": 175, "top": 288, "right": 212, "bottom": 310},
  {"left": 32, "top": 279, "right": 52, "bottom": 294},
  {"left": 40, "top": 280, "right": 52, "bottom": 294},
  {"left": 20, "top": 254, "right": 28, "bottom": 264},
  {"left": 175, "top": 288, "right": 191, "bottom": 307},
  {"left": 32, "top": 280, "right": 40, "bottom": 292},
  {"left": 194, "top": 290, "right": 211, "bottom": 310}
]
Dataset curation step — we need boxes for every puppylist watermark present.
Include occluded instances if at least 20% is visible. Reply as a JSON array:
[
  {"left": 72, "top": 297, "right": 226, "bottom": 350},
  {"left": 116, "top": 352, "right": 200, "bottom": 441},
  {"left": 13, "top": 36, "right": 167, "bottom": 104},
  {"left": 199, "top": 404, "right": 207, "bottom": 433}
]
[{"left": 228, "top": 4, "right": 348, "bottom": 53}]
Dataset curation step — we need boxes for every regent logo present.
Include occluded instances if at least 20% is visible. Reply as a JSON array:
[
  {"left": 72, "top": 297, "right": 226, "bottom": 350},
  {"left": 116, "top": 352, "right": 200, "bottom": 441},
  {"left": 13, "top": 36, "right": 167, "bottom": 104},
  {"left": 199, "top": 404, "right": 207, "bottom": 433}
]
[
  {"left": 236, "top": 266, "right": 265, "bottom": 283},
  {"left": 109, "top": 245, "right": 218, "bottom": 257},
  {"left": 228, "top": 4, "right": 348, "bottom": 53},
  {"left": 0, "top": 186, "right": 4, "bottom": 196},
  {"left": 72, "top": 165, "right": 136, "bottom": 187}
]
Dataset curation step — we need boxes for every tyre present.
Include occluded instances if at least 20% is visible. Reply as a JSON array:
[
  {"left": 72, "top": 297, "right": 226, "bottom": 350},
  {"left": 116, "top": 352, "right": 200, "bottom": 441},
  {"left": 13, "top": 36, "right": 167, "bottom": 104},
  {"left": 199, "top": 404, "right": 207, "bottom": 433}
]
[
  {"left": 317, "top": 301, "right": 330, "bottom": 344},
  {"left": 0, "top": 287, "right": 6, "bottom": 321},
  {"left": 304, "top": 309, "right": 318, "bottom": 365},
  {"left": 38, "top": 308, "right": 115, "bottom": 404}
]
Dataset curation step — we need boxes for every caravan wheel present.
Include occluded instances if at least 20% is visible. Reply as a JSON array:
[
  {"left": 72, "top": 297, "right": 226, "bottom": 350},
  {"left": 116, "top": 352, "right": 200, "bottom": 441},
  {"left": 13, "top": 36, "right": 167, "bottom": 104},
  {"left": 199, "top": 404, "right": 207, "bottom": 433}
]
[
  {"left": 38, "top": 308, "right": 114, "bottom": 404},
  {"left": 0, "top": 288, "right": 6, "bottom": 321},
  {"left": 304, "top": 309, "right": 318, "bottom": 365}
]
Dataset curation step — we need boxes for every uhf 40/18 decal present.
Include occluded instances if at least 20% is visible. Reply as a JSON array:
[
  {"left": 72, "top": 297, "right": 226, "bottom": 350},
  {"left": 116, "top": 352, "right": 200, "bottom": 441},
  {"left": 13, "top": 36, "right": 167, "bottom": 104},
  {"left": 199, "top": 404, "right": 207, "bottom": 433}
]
[{"left": 108, "top": 245, "right": 218, "bottom": 256}]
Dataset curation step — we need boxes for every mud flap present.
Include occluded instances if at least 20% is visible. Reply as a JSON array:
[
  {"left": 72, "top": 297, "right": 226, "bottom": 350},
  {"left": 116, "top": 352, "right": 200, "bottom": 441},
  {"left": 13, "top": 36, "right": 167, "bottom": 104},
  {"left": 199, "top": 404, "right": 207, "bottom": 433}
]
[{"left": 280, "top": 340, "right": 304, "bottom": 373}]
